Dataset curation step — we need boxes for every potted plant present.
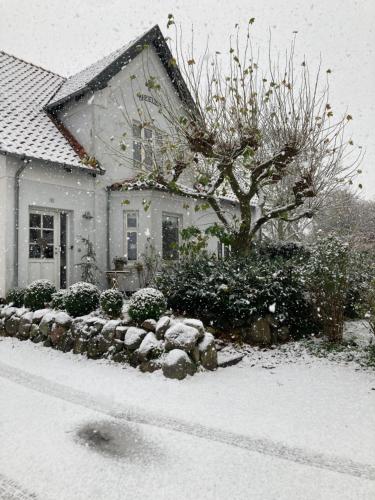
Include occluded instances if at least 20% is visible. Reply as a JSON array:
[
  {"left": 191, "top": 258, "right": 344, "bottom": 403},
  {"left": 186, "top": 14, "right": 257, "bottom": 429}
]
[{"left": 113, "top": 256, "right": 128, "bottom": 271}]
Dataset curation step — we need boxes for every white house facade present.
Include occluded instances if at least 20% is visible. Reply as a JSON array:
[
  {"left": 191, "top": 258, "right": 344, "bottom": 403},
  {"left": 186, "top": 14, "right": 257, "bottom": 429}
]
[{"left": 0, "top": 25, "right": 257, "bottom": 296}]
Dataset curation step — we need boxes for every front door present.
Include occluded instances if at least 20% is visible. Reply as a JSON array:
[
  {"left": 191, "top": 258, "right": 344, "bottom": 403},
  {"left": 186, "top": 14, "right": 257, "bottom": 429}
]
[{"left": 28, "top": 210, "right": 61, "bottom": 288}]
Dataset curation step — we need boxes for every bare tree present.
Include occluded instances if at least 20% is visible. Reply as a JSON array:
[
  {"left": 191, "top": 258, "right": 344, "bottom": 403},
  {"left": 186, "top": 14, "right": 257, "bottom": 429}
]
[{"left": 116, "top": 17, "right": 361, "bottom": 256}]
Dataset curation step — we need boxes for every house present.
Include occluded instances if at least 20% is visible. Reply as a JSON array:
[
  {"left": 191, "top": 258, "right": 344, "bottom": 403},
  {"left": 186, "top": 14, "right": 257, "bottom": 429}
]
[{"left": 0, "top": 25, "right": 257, "bottom": 296}]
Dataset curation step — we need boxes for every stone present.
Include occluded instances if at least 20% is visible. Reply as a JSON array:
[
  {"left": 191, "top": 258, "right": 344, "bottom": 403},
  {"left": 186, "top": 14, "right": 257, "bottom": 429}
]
[
  {"left": 101, "top": 320, "right": 121, "bottom": 341},
  {"left": 243, "top": 318, "right": 272, "bottom": 346},
  {"left": 49, "top": 323, "right": 67, "bottom": 346},
  {"left": 85, "top": 317, "right": 106, "bottom": 332},
  {"left": 17, "top": 312, "right": 34, "bottom": 340},
  {"left": 97, "top": 335, "right": 112, "bottom": 355},
  {"left": 183, "top": 318, "right": 205, "bottom": 338},
  {"left": 155, "top": 316, "right": 171, "bottom": 339},
  {"left": 115, "top": 326, "right": 128, "bottom": 341},
  {"left": 124, "top": 327, "right": 147, "bottom": 350},
  {"left": 137, "top": 332, "right": 162, "bottom": 361},
  {"left": 73, "top": 337, "right": 88, "bottom": 355},
  {"left": 5, "top": 315, "right": 20, "bottom": 336},
  {"left": 86, "top": 340, "right": 101, "bottom": 359},
  {"left": 277, "top": 325, "right": 290, "bottom": 342},
  {"left": 164, "top": 323, "right": 200, "bottom": 352},
  {"left": 56, "top": 335, "right": 74, "bottom": 353},
  {"left": 139, "top": 359, "right": 161, "bottom": 373},
  {"left": 39, "top": 311, "right": 56, "bottom": 337},
  {"left": 32, "top": 309, "right": 50, "bottom": 324},
  {"left": 111, "top": 351, "right": 129, "bottom": 364},
  {"left": 2, "top": 306, "right": 17, "bottom": 320},
  {"left": 198, "top": 332, "right": 218, "bottom": 370},
  {"left": 54, "top": 312, "right": 72, "bottom": 328},
  {"left": 141, "top": 319, "right": 157, "bottom": 332},
  {"left": 217, "top": 353, "right": 244, "bottom": 368},
  {"left": 162, "top": 349, "right": 196, "bottom": 380}
]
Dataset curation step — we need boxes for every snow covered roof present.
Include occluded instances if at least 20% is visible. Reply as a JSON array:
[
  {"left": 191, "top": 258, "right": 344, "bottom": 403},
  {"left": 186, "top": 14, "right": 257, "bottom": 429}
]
[
  {"left": 0, "top": 51, "right": 88, "bottom": 169},
  {"left": 0, "top": 25, "right": 193, "bottom": 171},
  {"left": 109, "top": 178, "right": 254, "bottom": 205},
  {"left": 46, "top": 25, "right": 193, "bottom": 110}
]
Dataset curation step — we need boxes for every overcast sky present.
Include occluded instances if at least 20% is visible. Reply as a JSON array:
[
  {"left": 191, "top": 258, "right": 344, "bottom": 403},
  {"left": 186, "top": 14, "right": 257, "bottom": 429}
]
[{"left": 1, "top": 0, "right": 374, "bottom": 199}]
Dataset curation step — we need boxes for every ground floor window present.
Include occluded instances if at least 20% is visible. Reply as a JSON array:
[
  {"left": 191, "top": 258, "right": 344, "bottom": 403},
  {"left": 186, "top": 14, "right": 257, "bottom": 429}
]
[
  {"left": 29, "top": 212, "right": 54, "bottom": 259},
  {"left": 162, "top": 213, "right": 180, "bottom": 260},
  {"left": 124, "top": 211, "right": 138, "bottom": 261},
  {"left": 217, "top": 241, "right": 230, "bottom": 259}
]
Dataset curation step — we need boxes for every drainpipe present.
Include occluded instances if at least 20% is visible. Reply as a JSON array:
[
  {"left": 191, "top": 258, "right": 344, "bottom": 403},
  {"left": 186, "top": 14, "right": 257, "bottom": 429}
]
[
  {"left": 14, "top": 161, "right": 28, "bottom": 287},
  {"left": 106, "top": 187, "right": 111, "bottom": 271}
]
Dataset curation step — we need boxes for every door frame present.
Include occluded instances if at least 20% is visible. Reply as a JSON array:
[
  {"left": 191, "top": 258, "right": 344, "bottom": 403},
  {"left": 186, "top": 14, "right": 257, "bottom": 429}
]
[{"left": 27, "top": 207, "right": 72, "bottom": 289}]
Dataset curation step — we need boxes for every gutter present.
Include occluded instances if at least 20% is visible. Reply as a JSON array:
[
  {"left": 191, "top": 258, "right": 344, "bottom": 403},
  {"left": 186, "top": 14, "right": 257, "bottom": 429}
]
[
  {"left": 14, "top": 161, "right": 27, "bottom": 287},
  {"left": 106, "top": 187, "right": 111, "bottom": 271}
]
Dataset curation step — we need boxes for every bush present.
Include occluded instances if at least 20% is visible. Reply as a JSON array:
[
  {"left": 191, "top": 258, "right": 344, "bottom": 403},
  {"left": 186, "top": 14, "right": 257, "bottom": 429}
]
[
  {"left": 305, "top": 236, "right": 349, "bottom": 342},
  {"left": 5, "top": 287, "right": 25, "bottom": 307},
  {"left": 345, "top": 250, "right": 375, "bottom": 319},
  {"left": 128, "top": 287, "right": 167, "bottom": 323},
  {"left": 24, "top": 279, "right": 56, "bottom": 311},
  {"left": 51, "top": 289, "right": 68, "bottom": 310},
  {"left": 100, "top": 289, "right": 123, "bottom": 318},
  {"left": 65, "top": 282, "right": 100, "bottom": 317},
  {"left": 156, "top": 253, "right": 318, "bottom": 339}
]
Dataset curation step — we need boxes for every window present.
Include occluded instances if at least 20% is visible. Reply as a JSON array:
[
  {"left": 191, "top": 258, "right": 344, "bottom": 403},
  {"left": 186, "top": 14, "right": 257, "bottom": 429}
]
[
  {"left": 132, "top": 121, "right": 164, "bottom": 169},
  {"left": 162, "top": 214, "right": 180, "bottom": 260},
  {"left": 124, "top": 211, "right": 138, "bottom": 261},
  {"left": 29, "top": 213, "right": 54, "bottom": 259},
  {"left": 217, "top": 241, "right": 230, "bottom": 259}
]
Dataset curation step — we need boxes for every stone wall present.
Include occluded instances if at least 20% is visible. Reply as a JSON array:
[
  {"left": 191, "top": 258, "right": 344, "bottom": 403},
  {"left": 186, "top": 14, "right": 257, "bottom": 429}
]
[{"left": 0, "top": 306, "right": 217, "bottom": 380}]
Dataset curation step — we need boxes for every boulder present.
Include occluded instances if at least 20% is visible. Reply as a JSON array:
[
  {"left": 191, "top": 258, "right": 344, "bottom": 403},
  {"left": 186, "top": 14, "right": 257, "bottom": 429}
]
[
  {"left": 183, "top": 318, "right": 205, "bottom": 338},
  {"left": 101, "top": 319, "right": 121, "bottom": 340},
  {"left": 277, "top": 325, "right": 290, "bottom": 343},
  {"left": 124, "top": 327, "right": 147, "bottom": 351},
  {"left": 141, "top": 319, "right": 157, "bottom": 332},
  {"left": 54, "top": 312, "right": 72, "bottom": 328},
  {"left": 17, "top": 311, "right": 34, "bottom": 340},
  {"left": 49, "top": 323, "right": 68, "bottom": 346},
  {"left": 56, "top": 334, "right": 74, "bottom": 353},
  {"left": 164, "top": 323, "right": 200, "bottom": 352},
  {"left": 73, "top": 337, "right": 88, "bottom": 355},
  {"left": 155, "top": 316, "right": 171, "bottom": 339},
  {"left": 139, "top": 359, "right": 161, "bottom": 373},
  {"left": 29, "top": 324, "right": 42, "bottom": 343},
  {"left": 243, "top": 318, "right": 272, "bottom": 346},
  {"left": 115, "top": 325, "right": 128, "bottom": 341},
  {"left": 5, "top": 315, "right": 20, "bottom": 336},
  {"left": 2, "top": 306, "right": 17, "bottom": 320},
  {"left": 39, "top": 311, "right": 56, "bottom": 337},
  {"left": 198, "top": 332, "right": 217, "bottom": 370},
  {"left": 137, "top": 332, "right": 162, "bottom": 362},
  {"left": 32, "top": 309, "right": 50, "bottom": 324},
  {"left": 162, "top": 349, "right": 196, "bottom": 380}
]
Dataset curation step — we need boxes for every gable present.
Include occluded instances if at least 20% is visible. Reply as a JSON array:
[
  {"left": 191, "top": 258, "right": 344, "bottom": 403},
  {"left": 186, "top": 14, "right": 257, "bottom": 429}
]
[{"left": 46, "top": 25, "right": 194, "bottom": 111}]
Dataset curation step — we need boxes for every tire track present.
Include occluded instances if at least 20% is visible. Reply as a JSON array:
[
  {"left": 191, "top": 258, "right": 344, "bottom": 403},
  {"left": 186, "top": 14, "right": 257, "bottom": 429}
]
[
  {"left": 0, "top": 473, "right": 37, "bottom": 500},
  {"left": 0, "top": 360, "right": 374, "bottom": 482}
]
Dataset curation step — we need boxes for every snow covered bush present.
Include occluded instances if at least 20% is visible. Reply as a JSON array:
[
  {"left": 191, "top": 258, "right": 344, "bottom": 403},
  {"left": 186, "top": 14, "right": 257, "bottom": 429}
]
[
  {"left": 5, "top": 287, "right": 25, "bottom": 307},
  {"left": 65, "top": 282, "right": 100, "bottom": 317},
  {"left": 100, "top": 289, "right": 123, "bottom": 318},
  {"left": 51, "top": 290, "right": 68, "bottom": 310},
  {"left": 24, "top": 279, "right": 56, "bottom": 311},
  {"left": 128, "top": 287, "right": 167, "bottom": 323},
  {"left": 345, "top": 250, "right": 375, "bottom": 319},
  {"left": 156, "top": 253, "right": 317, "bottom": 339},
  {"left": 305, "top": 236, "right": 349, "bottom": 342}
]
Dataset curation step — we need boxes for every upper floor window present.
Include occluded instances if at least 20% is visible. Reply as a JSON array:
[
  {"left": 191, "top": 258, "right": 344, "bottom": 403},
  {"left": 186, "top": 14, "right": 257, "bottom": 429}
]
[
  {"left": 132, "top": 121, "right": 164, "bottom": 169},
  {"left": 124, "top": 211, "right": 138, "bottom": 261},
  {"left": 217, "top": 241, "right": 230, "bottom": 259},
  {"left": 162, "top": 213, "right": 180, "bottom": 260}
]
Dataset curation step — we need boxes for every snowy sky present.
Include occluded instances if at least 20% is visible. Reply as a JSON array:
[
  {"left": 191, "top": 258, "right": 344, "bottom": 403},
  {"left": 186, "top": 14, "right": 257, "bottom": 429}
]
[{"left": 1, "top": 0, "right": 374, "bottom": 199}]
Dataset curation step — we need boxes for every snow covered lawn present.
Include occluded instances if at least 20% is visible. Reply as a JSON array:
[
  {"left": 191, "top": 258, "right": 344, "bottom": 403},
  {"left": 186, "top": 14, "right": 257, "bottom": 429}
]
[{"left": 0, "top": 332, "right": 374, "bottom": 499}]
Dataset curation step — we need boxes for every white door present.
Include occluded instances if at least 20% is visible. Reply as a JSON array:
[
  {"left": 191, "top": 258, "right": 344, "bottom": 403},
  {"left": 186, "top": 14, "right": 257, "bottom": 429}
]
[{"left": 28, "top": 210, "right": 60, "bottom": 287}]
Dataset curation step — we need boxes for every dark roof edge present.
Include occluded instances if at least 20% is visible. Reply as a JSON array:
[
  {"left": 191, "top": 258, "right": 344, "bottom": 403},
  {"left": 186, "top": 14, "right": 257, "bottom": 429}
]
[{"left": 45, "top": 24, "right": 195, "bottom": 111}]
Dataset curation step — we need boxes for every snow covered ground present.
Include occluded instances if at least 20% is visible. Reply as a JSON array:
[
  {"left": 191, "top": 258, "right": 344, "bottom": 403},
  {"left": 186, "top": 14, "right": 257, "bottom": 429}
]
[{"left": 0, "top": 327, "right": 374, "bottom": 499}]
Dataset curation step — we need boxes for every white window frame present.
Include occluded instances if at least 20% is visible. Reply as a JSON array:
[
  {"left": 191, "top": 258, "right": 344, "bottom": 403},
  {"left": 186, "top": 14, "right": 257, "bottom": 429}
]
[
  {"left": 162, "top": 212, "right": 181, "bottom": 261},
  {"left": 217, "top": 241, "right": 231, "bottom": 259},
  {"left": 132, "top": 120, "right": 164, "bottom": 169},
  {"left": 123, "top": 210, "right": 139, "bottom": 261}
]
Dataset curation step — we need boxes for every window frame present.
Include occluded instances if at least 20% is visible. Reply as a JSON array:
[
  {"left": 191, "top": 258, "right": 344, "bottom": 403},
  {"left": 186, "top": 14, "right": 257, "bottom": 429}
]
[
  {"left": 132, "top": 120, "right": 164, "bottom": 169},
  {"left": 123, "top": 210, "right": 139, "bottom": 261},
  {"left": 162, "top": 212, "right": 181, "bottom": 261}
]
